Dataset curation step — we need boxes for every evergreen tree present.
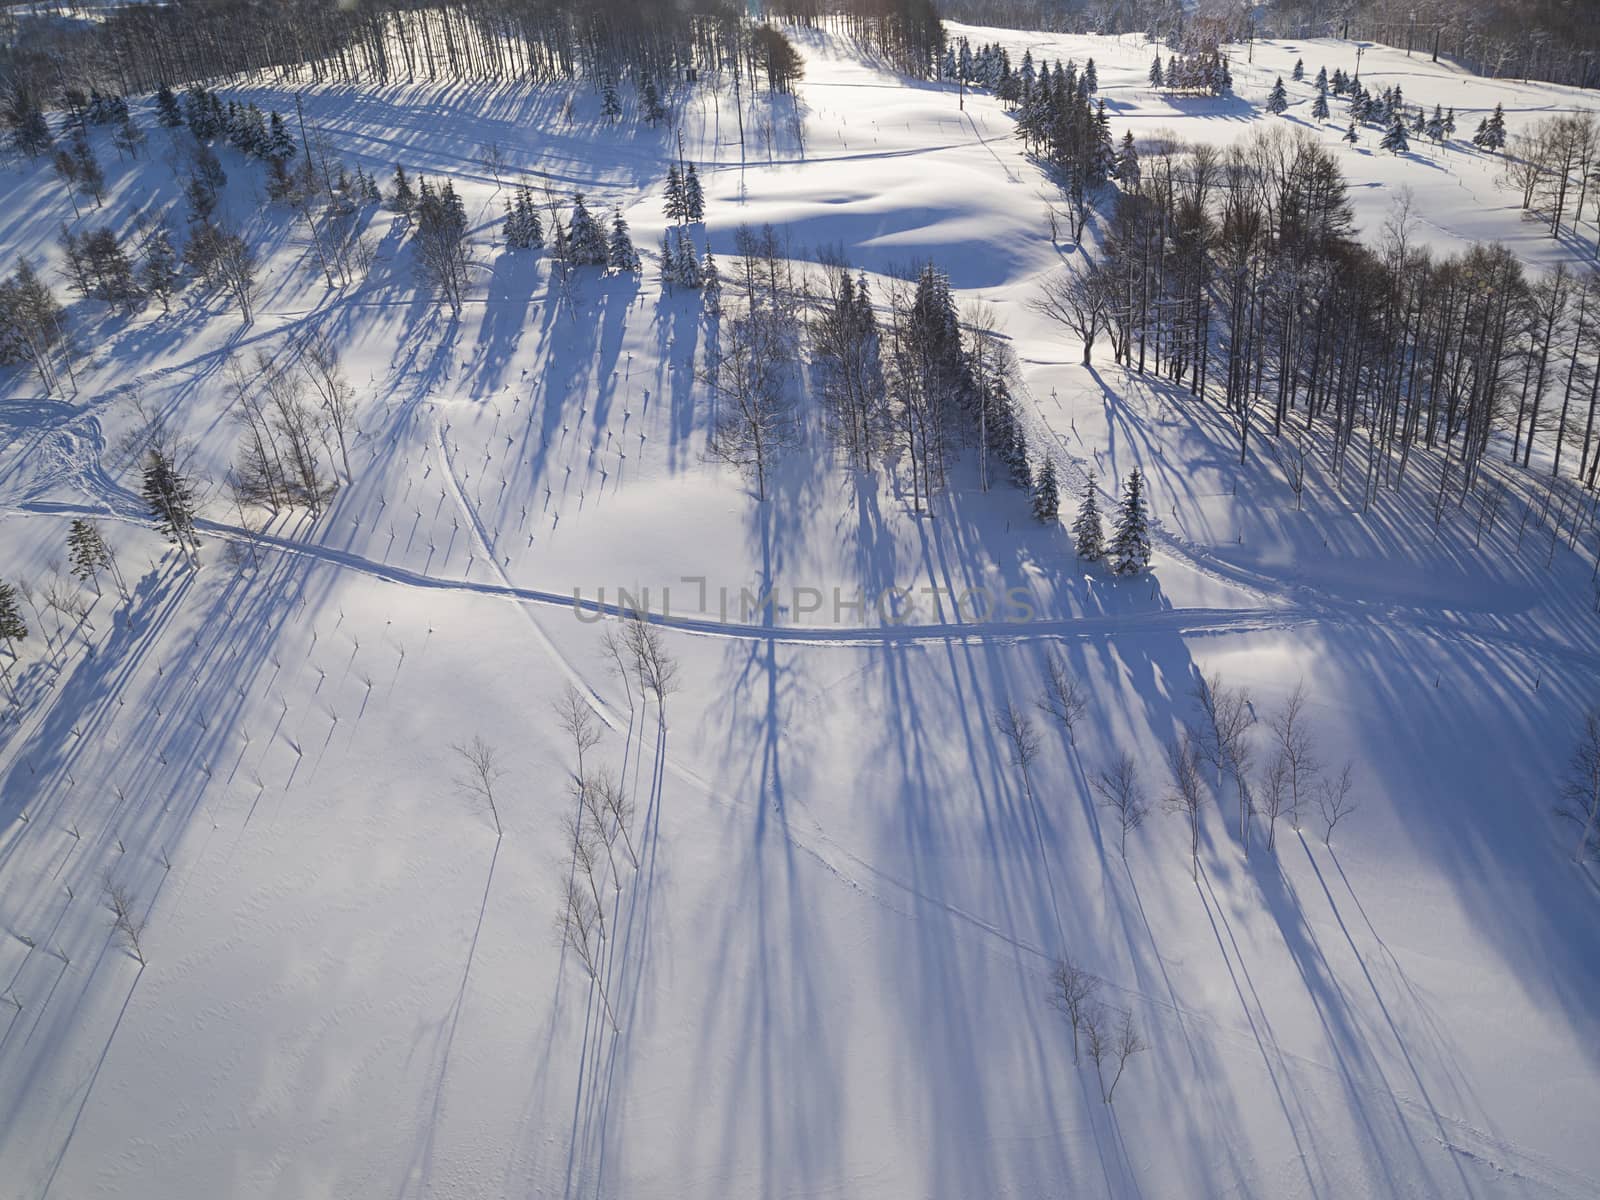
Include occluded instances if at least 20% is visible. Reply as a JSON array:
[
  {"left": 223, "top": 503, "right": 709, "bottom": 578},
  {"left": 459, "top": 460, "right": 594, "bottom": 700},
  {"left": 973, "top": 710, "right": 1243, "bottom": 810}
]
[
  {"left": 1267, "top": 77, "right": 1288, "bottom": 115},
  {"left": 1109, "top": 468, "right": 1150, "bottom": 575},
  {"left": 155, "top": 83, "right": 183, "bottom": 127},
  {"left": 1071, "top": 469, "right": 1105, "bottom": 560},
  {"left": 702, "top": 247, "right": 721, "bottom": 312},
  {"left": 141, "top": 447, "right": 200, "bottom": 563},
  {"left": 672, "top": 228, "right": 701, "bottom": 287},
  {"left": 267, "top": 111, "right": 295, "bottom": 164},
  {"left": 607, "top": 207, "right": 640, "bottom": 273},
  {"left": 1381, "top": 114, "right": 1410, "bottom": 154},
  {"left": 683, "top": 163, "right": 705, "bottom": 221},
  {"left": 67, "top": 518, "right": 115, "bottom": 594},
  {"left": 70, "top": 129, "right": 105, "bottom": 206},
  {"left": 1115, "top": 131, "right": 1139, "bottom": 185},
  {"left": 1343, "top": 121, "right": 1360, "bottom": 147},
  {"left": 1426, "top": 104, "right": 1445, "bottom": 142},
  {"left": 1311, "top": 82, "right": 1330, "bottom": 123},
  {"left": 1411, "top": 105, "right": 1427, "bottom": 136},
  {"left": 1148, "top": 55, "right": 1164, "bottom": 90},
  {"left": 139, "top": 225, "right": 180, "bottom": 310},
  {"left": 6, "top": 83, "right": 53, "bottom": 157},
  {"left": 641, "top": 77, "right": 666, "bottom": 125},
  {"left": 1444, "top": 107, "right": 1457, "bottom": 138},
  {"left": 664, "top": 164, "right": 685, "bottom": 223},
  {"left": 389, "top": 164, "right": 415, "bottom": 213},
  {"left": 566, "top": 193, "right": 608, "bottom": 265},
  {"left": 1474, "top": 103, "right": 1507, "bottom": 151},
  {"left": 601, "top": 79, "right": 622, "bottom": 123},
  {"left": 1292, "top": 58, "right": 1305, "bottom": 82},
  {"left": 0, "top": 578, "right": 27, "bottom": 661},
  {"left": 1032, "top": 457, "right": 1060, "bottom": 522},
  {"left": 1082, "top": 58, "right": 1098, "bottom": 94}
]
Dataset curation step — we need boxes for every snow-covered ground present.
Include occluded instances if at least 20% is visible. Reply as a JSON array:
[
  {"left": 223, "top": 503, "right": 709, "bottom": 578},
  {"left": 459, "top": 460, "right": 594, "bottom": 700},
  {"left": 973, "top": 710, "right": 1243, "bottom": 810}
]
[{"left": 2, "top": 23, "right": 1599, "bottom": 1200}]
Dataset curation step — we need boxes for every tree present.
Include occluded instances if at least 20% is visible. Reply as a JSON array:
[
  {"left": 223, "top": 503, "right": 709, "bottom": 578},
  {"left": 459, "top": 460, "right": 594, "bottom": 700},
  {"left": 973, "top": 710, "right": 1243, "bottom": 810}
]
[
  {"left": 67, "top": 519, "right": 116, "bottom": 596},
  {"left": 623, "top": 616, "right": 679, "bottom": 724},
  {"left": 640, "top": 77, "right": 666, "bottom": 125},
  {"left": 703, "top": 308, "right": 791, "bottom": 501},
  {"left": 389, "top": 164, "right": 416, "bottom": 213},
  {"left": 1115, "top": 131, "right": 1140, "bottom": 186},
  {"left": 1191, "top": 670, "right": 1255, "bottom": 843},
  {"left": 1343, "top": 121, "right": 1360, "bottom": 147},
  {"left": 1148, "top": 55, "right": 1164, "bottom": 90},
  {"left": 139, "top": 225, "right": 181, "bottom": 310},
  {"left": 1037, "top": 650, "right": 1087, "bottom": 748},
  {"left": 155, "top": 83, "right": 183, "bottom": 128},
  {"left": 556, "top": 878, "right": 617, "bottom": 1031},
  {"left": 103, "top": 875, "right": 146, "bottom": 965},
  {"left": 565, "top": 193, "right": 608, "bottom": 266},
  {"left": 1292, "top": 58, "right": 1305, "bottom": 82},
  {"left": 1381, "top": 115, "right": 1410, "bottom": 155},
  {"left": 1164, "top": 730, "right": 1206, "bottom": 879},
  {"left": 1046, "top": 958, "right": 1100, "bottom": 1065},
  {"left": 683, "top": 163, "right": 705, "bottom": 221},
  {"left": 1474, "top": 103, "right": 1507, "bottom": 152},
  {"left": 185, "top": 223, "right": 256, "bottom": 321},
  {"left": 1072, "top": 469, "right": 1105, "bottom": 561},
  {"left": 664, "top": 164, "right": 685, "bottom": 223},
  {"left": 1266, "top": 77, "right": 1288, "bottom": 115},
  {"left": 601, "top": 79, "right": 622, "bottom": 123},
  {"left": 994, "top": 702, "right": 1041, "bottom": 773},
  {"left": 0, "top": 579, "right": 28, "bottom": 693},
  {"left": 607, "top": 206, "right": 640, "bottom": 273},
  {"left": 452, "top": 735, "right": 503, "bottom": 836},
  {"left": 1097, "top": 1006, "right": 1146, "bottom": 1103},
  {"left": 1032, "top": 456, "right": 1060, "bottom": 522},
  {"left": 1094, "top": 751, "right": 1147, "bottom": 858},
  {"left": 1558, "top": 708, "right": 1600, "bottom": 862},
  {"left": 413, "top": 179, "right": 470, "bottom": 312},
  {"left": 1032, "top": 265, "right": 1107, "bottom": 365},
  {"left": 142, "top": 444, "right": 201, "bottom": 564},
  {"left": 1318, "top": 762, "right": 1356, "bottom": 847},
  {"left": 554, "top": 683, "right": 602, "bottom": 778},
  {"left": 296, "top": 334, "right": 356, "bottom": 480},
  {"left": 1312, "top": 82, "right": 1330, "bottom": 124},
  {"left": 1108, "top": 468, "right": 1150, "bottom": 574},
  {"left": 6, "top": 82, "right": 53, "bottom": 157},
  {"left": 1267, "top": 681, "right": 1320, "bottom": 837}
]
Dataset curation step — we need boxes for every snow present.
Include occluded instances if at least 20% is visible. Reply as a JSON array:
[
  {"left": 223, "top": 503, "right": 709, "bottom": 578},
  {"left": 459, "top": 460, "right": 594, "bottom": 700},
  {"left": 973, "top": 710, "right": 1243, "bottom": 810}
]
[{"left": 2, "top": 22, "right": 1599, "bottom": 1200}]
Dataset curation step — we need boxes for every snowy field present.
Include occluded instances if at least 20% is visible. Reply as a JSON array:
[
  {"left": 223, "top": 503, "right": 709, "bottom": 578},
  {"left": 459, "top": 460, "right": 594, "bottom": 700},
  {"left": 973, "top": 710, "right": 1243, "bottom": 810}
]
[{"left": 1, "top": 22, "right": 1599, "bottom": 1200}]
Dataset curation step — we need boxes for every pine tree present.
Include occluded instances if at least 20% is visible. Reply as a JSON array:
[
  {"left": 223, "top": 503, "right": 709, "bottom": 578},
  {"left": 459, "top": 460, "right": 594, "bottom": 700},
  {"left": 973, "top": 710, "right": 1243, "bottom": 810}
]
[
  {"left": 566, "top": 193, "right": 608, "bottom": 265},
  {"left": 1032, "top": 457, "right": 1060, "bottom": 522},
  {"left": 607, "top": 207, "right": 639, "bottom": 273},
  {"left": 1115, "top": 130, "right": 1140, "bottom": 185},
  {"left": 641, "top": 77, "right": 666, "bottom": 125},
  {"left": 1311, "top": 82, "right": 1330, "bottom": 123},
  {"left": 601, "top": 79, "right": 622, "bottom": 123},
  {"left": 1474, "top": 103, "right": 1507, "bottom": 151},
  {"left": 142, "top": 447, "right": 200, "bottom": 564},
  {"left": 139, "top": 225, "right": 180, "bottom": 310},
  {"left": 1426, "top": 104, "right": 1445, "bottom": 142},
  {"left": 390, "top": 164, "right": 415, "bottom": 213},
  {"left": 683, "top": 163, "right": 705, "bottom": 221},
  {"left": 70, "top": 129, "right": 105, "bottom": 206},
  {"left": 672, "top": 228, "right": 701, "bottom": 288},
  {"left": 267, "top": 111, "right": 295, "bottom": 164},
  {"left": 67, "top": 519, "right": 115, "bottom": 594},
  {"left": 1082, "top": 58, "right": 1098, "bottom": 94},
  {"left": 1380, "top": 114, "right": 1410, "bottom": 154},
  {"left": 0, "top": 578, "right": 27, "bottom": 666},
  {"left": 1343, "top": 121, "right": 1359, "bottom": 146},
  {"left": 1266, "top": 77, "right": 1288, "bottom": 115},
  {"left": 664, "top": 164, "right": 685, "bottom": 223},
  {"left": 702, "top": 247, "right": 721, "bottom": 312},
  {"left": 1315, "top": 66, "right": 1328, "bottom": 92},
  {"left": 1148, "top": 55, "right": 1164, "bottom": 89},
  {"left": 1443, "top": 106, "right": 1457, "bottom": 138},
  {"left": 155, "top": 83, "right": 183, "bottom": 128},
  {"left": 1109, "top": 468, "right": 1150, "bottom": 575},
  {"left": 1071, "top": 470, "right": 1105, "bottom": 560},
  {"left": 658, "top": 230, "right": 677, "bottom": 289},
  {"left": 1292, "top": 58, "right": 1305, "bottom": 82},
  {"left": 1411, "top": 105, "right": 1427, "bottom": 136}
]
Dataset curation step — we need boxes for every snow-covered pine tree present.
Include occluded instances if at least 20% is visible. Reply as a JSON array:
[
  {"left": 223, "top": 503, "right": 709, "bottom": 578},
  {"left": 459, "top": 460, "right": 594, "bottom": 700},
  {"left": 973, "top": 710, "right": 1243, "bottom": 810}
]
[
  {"left": 1314, "top": 65, "right": 1328, "bottom": 91},
  {"left": 0, "top": 579, "right": 27, "bottom": 658},
  {"left": 138, "top": 225, "right": 180, "bottom": 310},
  {"left": 1411, "top": 105, "right": 1427, "bottom": 136},
  {"left": 1082, "top": 58, "right": 1097, "bottom": 94},
  {"left": 702, "top": 247, "right": 721, "bottom": 312},
  {"left": 683, "top": 163, "right": 705, "bottom": 221},
  {"left": 155, "top": 83, "right": 183, "bottom": 127},
  {"left": 608, "top": 207, "right": 640, "bottom": 273},
  {"left": 1148, "top": 55, "right": 1164, "bottom": 89},
  {"left": 672, "top": 228, "right": 701, "bottom": 288},
  {"left": 67, "top": 518, "right": 114, "bottom": 594},
  {"left": 1426, "top": 104, "right": 1445, "bottom": 142},
  {"left": 566, "top": 193, "right": 608, "bottom": 265},
  {"left": 1109, "top": 468, "right": 1150, "bottom": 575},
  {"left": 1311, "top": 82, "right": 1330, "bottom": 123},
  {"left": 1474, "top": 103, "right": 1507, "bottom": 151},
  {"left": 1115, "top": 131, "right": 1140, "bottom": 185},
  {"left": 1267, "top": 77, "right": 1288, "bottom": 115},
  {"left": 1444, "top": 107, "right": 1457, "bottom": 138},
  {"left": 267, "top": 111, "right": 295, "bottom": 164},
  {"left": 1292, "top": 58, "right": 1304, "bottom": 82},
  {"left": 664, "top": 164, "right": 685, "bottom": 224},
  {"left": 1032, "top": 457, "right": 1060, "bottom": 522},
  {"left": 601, "top": 79, "right": 622, "bottom": 123},
  {"left": 658, "top": 231, "right": 676, "bottom": 289},
  {"left": 1343, "top": 121, "right": 1359, "bottom": 147},
  {"left": 1381, "top": 114, "right": 1410, "bottom": 154},
  {"left": 641, "top": 77, "right": 666, "bottom": 125},
  {"left": 1071, "top": 469, "right": 1104, "bottom": 560}
]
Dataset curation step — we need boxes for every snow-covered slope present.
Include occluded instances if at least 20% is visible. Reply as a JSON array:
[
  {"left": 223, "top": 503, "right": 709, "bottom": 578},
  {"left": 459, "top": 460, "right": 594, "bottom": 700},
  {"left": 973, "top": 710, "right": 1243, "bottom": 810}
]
[{"left": 1, "top": 25, "right": 1598, "bottom": 1200}]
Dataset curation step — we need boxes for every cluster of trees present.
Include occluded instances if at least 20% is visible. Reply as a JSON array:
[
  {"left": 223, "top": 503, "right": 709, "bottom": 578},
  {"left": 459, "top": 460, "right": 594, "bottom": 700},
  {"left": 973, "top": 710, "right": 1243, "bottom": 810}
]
[
  {"left": 1047, "top": 958, "right": 1146, "bottom": 1104},
  {"left": 1007, "top": 54, "right": 1114, "bottom": 240},
  {"left": 1039, "top": 124, "right": 1600, "bottom": 521},
  {"left": 1145, "top": 38, "right": 1234, "bottom": 97},
  {"left": 0, "top": 518, "right": 129, "bottom": 699},
  {"left": 1067, "top": 468, "right": 1151, "bottom": 574},
  {"left": 768, "top": 0, "right": 946, "bottom": 79},
  {"left": 1500, "top": 113, "right": 1600, "bottom": 245},
  {"left": 227, "top": 338, "right": 354, "bottom": 518}
]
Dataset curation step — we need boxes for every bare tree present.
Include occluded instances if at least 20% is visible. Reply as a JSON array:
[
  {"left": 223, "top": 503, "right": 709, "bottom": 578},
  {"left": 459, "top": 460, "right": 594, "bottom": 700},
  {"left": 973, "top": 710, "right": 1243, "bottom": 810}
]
[
  {"left": 556, "top": 878, "right": 617, "bottom": 1031},
  {"left": 994, "top": 702, "right": 1040, "bottom": 771},
  {"left": 1317, "top": 762, "right": 1357, "bottom": 847},
  {"left": 1268, "top": 681, "right": 1320, "bottom": 833},
  {"left": 1031, "top": 264, "right": 1110, "bottom": 365},
  {"left": 1559, "top": 707, "right": 1600, "bottom": 863},
  {"left": 600, "top": 625, "right": 635, "bottom": 717},
  {"left": 1047, "top": 957, "right": 1100, "bottom": 1065},
  {"left": 702, "top": 307, "right": 793, "bottom": 501},
  {"left": 1105, "top": 1006, "right": 1147, "bottom": 1103},
  {"left": 452, "top": 735, "right": 503, "bottom": 836},
  {"left": 1037, "top": 650, "right": 1088, "bottom": 749},
  {"left": 593, "top": 769, "right": 638, "bottom": 868},
  {"left": 1082, "top": 1002, "right": 1110, "bottom": 1097},
  {"left": 297, "top": 334, "right": 357, "bottom": 480},
  {"left": 564, "top": 795, "right": 607, "bottom": 927},
  {"left": 553, "top": 683, "right": 602, "bottom": 778},
  {"left": 578, "top": 776, "right": 621, "bottom": 886},
  {"left": 625, "top": 617, "right": 679, "bottom": 723},
  {"left": 1192, "top": 670, "right": 1256, "bottom": 844},
  {"left": 477, "top": 140, "right": 508, "bottom": 189},
  {"left": 1094, "top": 751, "right": 1148, "bottom": 858},
  {"left": 103, "top": 875, "right": 145, "bottom": 965},
  {"left": 1164, "top": 729, "right": 1206, "bottom": 879},
  {"left": 1258, "top": 748, "right": 1290, "bottom": 853}
]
